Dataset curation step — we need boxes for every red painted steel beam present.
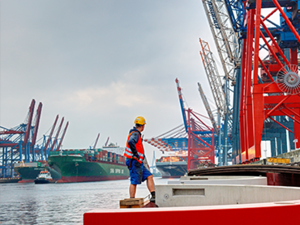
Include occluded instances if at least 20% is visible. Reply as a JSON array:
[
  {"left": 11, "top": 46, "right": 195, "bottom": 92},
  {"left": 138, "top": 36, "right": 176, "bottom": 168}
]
[
  {"left": 264, "top": 95, "right": 300, "bottom": 104},
  {"left": 268, "top": 117, "right": 293, "bottom": 133},
  {"left": 252, "top": 0, "right": 264, "bottom": 160},
  {"left": 272, "top": 0, "right": 300, "bottom": 43},
  {"left": 262, "top": 8, "right": 278, "bottom": 21},
  {"left": 280, "top": 109, "right": 300, "bottom": 125},
  {"left": 0, "top": 143, "right": 18, "bottom": 147},
  {"left": 260, "top": 21, "right": 290, "bottom": 66},
  {"left": 265, "top": 95, "right": 290, "bottom": 118},
  {"left": 244, "top": 9, "right": 255, "bottom": 160},
  {"left": 259, "top": 57, "right": 275, "bottom": 82},
  {"left": 260, "top": 31, "right": 285, "bottom": 69},
  {"left": 0, "top": 130, "right": 24, "bottom": 135},
  {"left": 190, "top": 110, "right": 212, "bottom": 131}
]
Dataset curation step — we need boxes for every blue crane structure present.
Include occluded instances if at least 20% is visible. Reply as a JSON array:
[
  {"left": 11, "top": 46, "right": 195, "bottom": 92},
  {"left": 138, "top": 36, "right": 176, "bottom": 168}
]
[
  {"left": 144, "top": 124, "right": 188, "bottom": 153},
  {"left": 145, "top": 79, "right": 218, "bottom": 168},
  {"left": 0, "top": 100, "right": 69, "bottom": 178}
]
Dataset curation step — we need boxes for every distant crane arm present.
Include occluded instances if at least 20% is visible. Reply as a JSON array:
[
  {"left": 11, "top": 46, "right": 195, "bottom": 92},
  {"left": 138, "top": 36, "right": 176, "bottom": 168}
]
[
  {"left": 198, "top": 83, "right": 218, "bottom": 133},
  {"left": 175, "top": 78, "right": 188, "bottom": 132},
  {"left": 43, "top": 115, "right": 59, "bottom": 152},
  {"left": 23, "top": 99, "right": 35, "bottom": 145},
  {"left": 56, "top": 121, "right": 69, "bottom": 151},
  {"left": 93, "top": 133, "right": 100, "bottom": 149},
  {"left": 50, "top": 117, "right": 64, "bottom": 152},
  {"left": 31, "top": 102, "right": 42, "bottom": 147}
]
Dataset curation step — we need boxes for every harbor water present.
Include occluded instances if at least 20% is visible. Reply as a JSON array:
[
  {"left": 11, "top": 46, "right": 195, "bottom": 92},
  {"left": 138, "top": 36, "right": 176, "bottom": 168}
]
[{"left": 0, "top": 177, "right": 171, "bottom": 224}]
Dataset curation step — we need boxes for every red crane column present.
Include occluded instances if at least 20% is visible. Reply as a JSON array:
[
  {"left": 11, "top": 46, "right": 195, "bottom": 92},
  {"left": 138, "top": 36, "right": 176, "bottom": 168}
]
[{"left": 240, "top": 0, "right": 300, "bottom": 162}]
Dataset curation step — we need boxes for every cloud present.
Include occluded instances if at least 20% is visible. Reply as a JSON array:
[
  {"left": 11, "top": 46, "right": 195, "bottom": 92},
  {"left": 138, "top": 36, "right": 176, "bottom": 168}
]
[{"left": 0, "top": 0, "right": 217, "bottom": 164}]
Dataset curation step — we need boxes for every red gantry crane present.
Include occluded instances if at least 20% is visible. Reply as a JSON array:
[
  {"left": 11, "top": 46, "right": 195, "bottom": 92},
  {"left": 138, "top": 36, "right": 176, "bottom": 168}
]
[{"left": 175, "top": 78, "right": 215, "bottom": 169}]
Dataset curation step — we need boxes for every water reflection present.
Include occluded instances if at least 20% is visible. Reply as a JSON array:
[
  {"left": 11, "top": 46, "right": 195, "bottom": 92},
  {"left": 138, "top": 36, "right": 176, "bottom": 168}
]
[{"left": 0, "top": 178, "right": 168, "bottom": 224}]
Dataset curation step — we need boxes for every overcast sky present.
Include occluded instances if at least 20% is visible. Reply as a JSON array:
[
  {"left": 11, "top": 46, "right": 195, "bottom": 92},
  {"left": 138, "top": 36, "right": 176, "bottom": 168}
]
[{"left": 0, "top": 0, "right": 216, "bottom": 161}]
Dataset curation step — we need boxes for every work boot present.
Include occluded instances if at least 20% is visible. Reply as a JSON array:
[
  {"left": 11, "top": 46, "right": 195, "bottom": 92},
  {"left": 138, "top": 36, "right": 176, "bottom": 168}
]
[
  {"left": 150, "top": 191, "right": 155, "bottom": 203},
  {"left": 150, "top": 196, "right": 155, "bottom": 203}
]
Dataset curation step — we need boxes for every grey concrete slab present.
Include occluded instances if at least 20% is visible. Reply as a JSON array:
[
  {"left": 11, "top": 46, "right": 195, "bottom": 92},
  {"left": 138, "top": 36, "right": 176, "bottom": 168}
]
[{"left": 156, "top": 184, "right": 300, "bottom": 207}]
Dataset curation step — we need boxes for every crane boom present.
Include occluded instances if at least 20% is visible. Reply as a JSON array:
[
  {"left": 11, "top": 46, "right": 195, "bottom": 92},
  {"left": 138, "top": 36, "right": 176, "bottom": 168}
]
[
  {"left": 201, "top": 0, "right": 239, "bottom": 81},
  {"left": 93, "top": 133, "right": 100, "bottom": 149},
  {"left": 50, "top": 117, "right": 64, "bottom": 152},
  {"left": 198, "top": 83, "right": 218, "bottom": 133},
  {"left": 23, "top": 99, "right": 35, "bottom": 145},
  {"left": 175, "top": 78, "right": 188, "bottom": 132},
  {"left": 199, "top": 39, "right": 226, "bottom": 118},
  {"left": 43, "top": 115, "right": 59, "bottom": 153},
  {"left": 31, "top": 102, "right": 42, "bottom": 148},
  {"left": 56, "top": 121, "right": 69, "bottom": 151},
  {"left": 105, "top": 137, "right": 109, "bottom": 147}
]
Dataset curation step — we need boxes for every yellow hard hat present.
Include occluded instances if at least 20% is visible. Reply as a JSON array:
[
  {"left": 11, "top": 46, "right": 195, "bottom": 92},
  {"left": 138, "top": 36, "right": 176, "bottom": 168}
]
[{"left": 134, "top": 116, "right": 146, "bottom": 125}]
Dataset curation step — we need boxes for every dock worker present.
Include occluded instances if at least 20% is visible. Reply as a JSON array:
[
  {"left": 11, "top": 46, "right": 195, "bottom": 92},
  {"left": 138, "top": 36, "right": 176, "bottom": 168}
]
[{"left": 124, "top": 116, "right": 156, "bottom": 202}]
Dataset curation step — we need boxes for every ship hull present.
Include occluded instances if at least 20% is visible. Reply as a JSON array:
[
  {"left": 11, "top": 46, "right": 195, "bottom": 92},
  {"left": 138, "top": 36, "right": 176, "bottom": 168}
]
[
  {"left": 0, "top": 178, "right": 21, "bottom": 183},
  {"left": 14, "top": 166, "right": 61, "bottom": 183},
  {"left": 156, "top": 161, "right": 187, "bottom": 178},
  {"left": 34, "top": 179, "right": 56, "bottom": 184},
  {"left": 48, "top": 155, "right": 129, "bottom": 183}
]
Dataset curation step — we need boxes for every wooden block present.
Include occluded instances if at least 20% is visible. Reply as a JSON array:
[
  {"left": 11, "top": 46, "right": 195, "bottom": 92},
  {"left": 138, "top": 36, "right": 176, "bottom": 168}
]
[{"left": 120, "top": 198, "right": 144, "bottom": 207}]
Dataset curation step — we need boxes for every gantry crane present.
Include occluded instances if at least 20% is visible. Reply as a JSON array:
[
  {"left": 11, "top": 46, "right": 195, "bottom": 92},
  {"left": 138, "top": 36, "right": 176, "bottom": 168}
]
[
  {"left": 0, "top": 100, "right": 60, "bottom": 177},
  {"left": 238, "top": 0, "right": 300, "bottom": 163},
  {"left": 175, "top": 78, "right": 215, "bottom": 169},
  {"left": 199, "top": 38, "right": 232, "bottom": 165},
  {"left": 201, "top": 0, "right": 300, "bottom": 164},
  {"left": 198, "top": 83, "right": 217, "bottom": 133}
]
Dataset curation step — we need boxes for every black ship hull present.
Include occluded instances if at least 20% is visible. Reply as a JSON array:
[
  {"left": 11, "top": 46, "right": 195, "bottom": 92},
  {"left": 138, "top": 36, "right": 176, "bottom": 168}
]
[{"left": 156, "top": 161, "right": 187, "bottom": 178}]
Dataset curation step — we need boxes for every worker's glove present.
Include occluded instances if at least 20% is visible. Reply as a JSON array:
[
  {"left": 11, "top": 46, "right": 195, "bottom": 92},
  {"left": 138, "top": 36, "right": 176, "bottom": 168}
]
[{"left": 134, "top": 154, "right": 140, "bottom": 160}]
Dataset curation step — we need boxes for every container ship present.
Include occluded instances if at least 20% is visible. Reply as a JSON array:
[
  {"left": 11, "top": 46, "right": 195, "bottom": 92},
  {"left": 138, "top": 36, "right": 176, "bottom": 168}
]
[
  {"left": 14, "top": 161, "right": 61, "bottom": 183},
  {"left": 47, "top": 148, "right": 129, "bottom": 183},
  {"left": 156, "top": 151, "right": 188, "bottom": 178}
]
